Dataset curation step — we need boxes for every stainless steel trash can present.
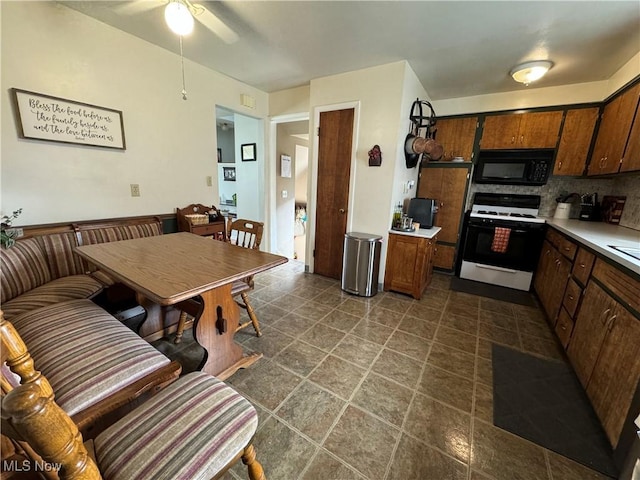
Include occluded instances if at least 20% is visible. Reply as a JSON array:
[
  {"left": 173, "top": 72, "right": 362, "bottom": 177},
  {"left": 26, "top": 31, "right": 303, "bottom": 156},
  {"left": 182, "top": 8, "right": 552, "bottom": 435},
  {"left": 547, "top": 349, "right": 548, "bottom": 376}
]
[{"left": 341, "top": 232, "right": 382, "bottom": 297}]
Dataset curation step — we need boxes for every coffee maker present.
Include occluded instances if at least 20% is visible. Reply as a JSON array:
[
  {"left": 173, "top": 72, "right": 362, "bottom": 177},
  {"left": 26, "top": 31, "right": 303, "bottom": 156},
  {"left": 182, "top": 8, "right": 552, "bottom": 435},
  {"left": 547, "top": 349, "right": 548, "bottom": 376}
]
[{"left": 579, "top": 193, "right": 601, "bottom": 221}]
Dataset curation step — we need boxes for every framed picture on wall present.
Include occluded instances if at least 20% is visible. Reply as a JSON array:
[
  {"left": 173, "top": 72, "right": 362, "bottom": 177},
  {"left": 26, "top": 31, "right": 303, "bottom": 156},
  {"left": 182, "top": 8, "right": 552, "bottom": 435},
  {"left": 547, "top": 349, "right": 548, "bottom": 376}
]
[
  {"left": 217, "top": 148, "right": 222, "bottom": 163},
  {"left": 223, "top": 167, "right": 236, "bottom": 181},
  {"left": 241, "top": 143, "right": 256, "bottom": 162},
  {"left": 281, "top": 154, "right": 292, "bottom": 178}
]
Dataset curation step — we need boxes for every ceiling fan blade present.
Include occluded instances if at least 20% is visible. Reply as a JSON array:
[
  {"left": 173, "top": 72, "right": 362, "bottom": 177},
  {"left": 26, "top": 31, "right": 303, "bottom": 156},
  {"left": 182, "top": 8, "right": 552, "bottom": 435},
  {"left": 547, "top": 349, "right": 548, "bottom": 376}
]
[
  {"left": 191, "top": 4, "right": 239, "bottom": 44},
  {"left": 113, "top": 0, "right": 161, "bottom": 15}
]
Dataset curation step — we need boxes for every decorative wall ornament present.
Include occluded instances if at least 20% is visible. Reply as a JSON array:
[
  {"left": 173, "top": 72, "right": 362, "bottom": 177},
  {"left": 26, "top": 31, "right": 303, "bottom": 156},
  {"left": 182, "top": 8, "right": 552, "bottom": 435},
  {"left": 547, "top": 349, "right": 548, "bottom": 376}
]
[
  {"left": 368, "top": 145, "right": 382, "bottom": 166},
  {"left": 11, "top": 89, "right": 126, "bottom": 150}
]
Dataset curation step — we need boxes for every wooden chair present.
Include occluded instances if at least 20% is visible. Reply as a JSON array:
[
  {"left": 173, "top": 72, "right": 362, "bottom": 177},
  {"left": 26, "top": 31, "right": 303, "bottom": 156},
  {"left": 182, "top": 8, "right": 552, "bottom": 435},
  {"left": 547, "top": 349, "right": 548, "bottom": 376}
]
[
  {"left": 0, "top": 311, "right": 267, "bottom": 480},
  {"left": 225, "top": 218, "right": 265, "bottom": 337},
  {"left": 174, "top": 218, "right": 265, "bottom": 342}
]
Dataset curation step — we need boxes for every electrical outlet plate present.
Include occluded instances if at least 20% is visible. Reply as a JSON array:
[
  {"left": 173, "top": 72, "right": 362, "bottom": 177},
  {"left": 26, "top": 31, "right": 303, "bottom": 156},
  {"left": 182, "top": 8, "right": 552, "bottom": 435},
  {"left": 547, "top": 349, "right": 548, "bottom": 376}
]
[
  {"left": 130, "top": 184, "right": 140, "bottom": 197},
  {"left": 206, "top": 176, "right": 213, "bottom": 186}
]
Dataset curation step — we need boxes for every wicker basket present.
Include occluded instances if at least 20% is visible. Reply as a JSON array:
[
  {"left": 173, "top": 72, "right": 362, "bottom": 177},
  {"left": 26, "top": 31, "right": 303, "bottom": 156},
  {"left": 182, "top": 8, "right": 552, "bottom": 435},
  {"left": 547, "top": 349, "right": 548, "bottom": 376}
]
[{"left": 185, "top": 214, "right": 209, "bottom": 225}]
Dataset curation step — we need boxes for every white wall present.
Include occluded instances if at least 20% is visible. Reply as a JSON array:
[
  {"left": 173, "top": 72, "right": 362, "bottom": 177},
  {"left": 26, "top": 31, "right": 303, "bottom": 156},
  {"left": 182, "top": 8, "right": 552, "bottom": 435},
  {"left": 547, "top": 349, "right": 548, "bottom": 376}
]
[
  {"left": 233, "top": 114, "right": 264, "bottom": 222},
  {"left": 0, "top": 2, "right": 268, "bottom": 225},
  {"left": 308, "top": 61, "right": 418, "bottom": 281}
]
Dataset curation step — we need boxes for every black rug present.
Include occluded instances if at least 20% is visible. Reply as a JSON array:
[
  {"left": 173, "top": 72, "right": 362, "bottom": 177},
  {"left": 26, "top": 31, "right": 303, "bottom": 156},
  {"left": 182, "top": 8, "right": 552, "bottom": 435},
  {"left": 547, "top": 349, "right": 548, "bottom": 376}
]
[
  {"left": 492, "top": 344, "right": 617, "bottom": 478},
  {"left": 450, "top": 276, "right": 536, "bottom": 307}
]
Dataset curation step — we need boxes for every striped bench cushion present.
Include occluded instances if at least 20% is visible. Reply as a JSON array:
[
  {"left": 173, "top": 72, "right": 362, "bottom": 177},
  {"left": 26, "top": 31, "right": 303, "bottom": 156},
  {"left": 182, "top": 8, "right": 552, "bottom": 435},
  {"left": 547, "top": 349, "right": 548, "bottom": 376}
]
[
  {"left": 119, "top": 223, "right": 162, "bottom": 239},
  {"left": 1, "top": 275, "right": 103, "bottom": 321},
  {"left": 95, "top": 372, "right": 257, "bottom": 480},
  {"left": 36, "top": 232, "right": 84, "bottom": 279},
  {"left": 11, "top": 299, "right": 170, "bottom": 416},
  {"left": 1, "top": 237, "right": 52, "bottom": 304}
]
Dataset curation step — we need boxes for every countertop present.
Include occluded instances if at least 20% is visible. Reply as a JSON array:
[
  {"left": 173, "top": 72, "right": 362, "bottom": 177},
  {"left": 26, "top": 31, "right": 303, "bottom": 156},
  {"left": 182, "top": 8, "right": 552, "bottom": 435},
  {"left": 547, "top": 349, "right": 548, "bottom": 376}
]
[
  {"left": 388, "top": 226, "right": 441, "bottom": 240},
  {"left": 545, "top": 218, "right": 640, "bottom": 275}
]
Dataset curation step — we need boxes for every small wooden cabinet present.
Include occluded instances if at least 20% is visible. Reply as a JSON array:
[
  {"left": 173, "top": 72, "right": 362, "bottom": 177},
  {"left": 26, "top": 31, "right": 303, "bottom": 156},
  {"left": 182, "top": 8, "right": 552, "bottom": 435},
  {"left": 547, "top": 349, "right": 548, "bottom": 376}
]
[
  {"left": 417, "top": 164, "right": 470, "bottom": 270},
  {"left": 588, "top": 82, "right": 640, "bottom": 176},
  {"left": 434, "top": 116, "right": 478, "bottom": 162},
  {"left": 480, "top": 111, "right": 563, "bottom": 149},
  {"left": 177, "top": 204, "right": 226, "bottom": 240},
  {"left": 534, "top": 239, "right": 572, "bottom": 325},
  {"left": 554, "top": 107, "right": 599, "bottom": 176},
  {"left": 384, "top": 231, "right": 438, "bottom": 300}
]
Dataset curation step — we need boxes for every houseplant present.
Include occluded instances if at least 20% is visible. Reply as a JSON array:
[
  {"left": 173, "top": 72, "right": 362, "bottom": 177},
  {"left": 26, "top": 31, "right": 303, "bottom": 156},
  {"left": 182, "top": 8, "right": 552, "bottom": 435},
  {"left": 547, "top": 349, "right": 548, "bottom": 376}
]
[{"left": 1, "top": 208, "right": 23, "bottom": 248}]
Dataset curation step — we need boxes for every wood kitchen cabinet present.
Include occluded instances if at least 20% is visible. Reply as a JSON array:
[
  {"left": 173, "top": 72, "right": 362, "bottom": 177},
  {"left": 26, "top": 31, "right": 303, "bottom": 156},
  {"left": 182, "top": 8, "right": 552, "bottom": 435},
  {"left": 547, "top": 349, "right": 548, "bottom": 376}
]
[
  {"left": 534, "top": 239, "right": 572, "bottom": 325},
  {"left": 434, "top": 116, "right": 478, "bottom": 162},
  {"left": 588, "top": 82, "right": 640, "bottom": 176},
  {"left": 417, "top": 164, "right": 470, "bottom": 270},
  {"left": 480, "top": 111, "right": 563, "bottom": 149},
  {"left": 567, "top": 259, "right": 640, "bottom": 447},
  {"left": 384, "top": 232, "right": 437, "bottom": 300},
  {"left": 553, "top": 107, "right": 599, "bottom": 176},
  {"left": 620, "top": 97, "right": 640, "bottom": 172}
]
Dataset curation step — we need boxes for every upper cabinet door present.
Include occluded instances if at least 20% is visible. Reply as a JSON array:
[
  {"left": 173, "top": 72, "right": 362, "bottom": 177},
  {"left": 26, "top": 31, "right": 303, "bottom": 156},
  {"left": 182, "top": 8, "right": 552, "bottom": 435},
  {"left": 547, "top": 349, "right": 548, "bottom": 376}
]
[
  {"left": 589, "top": 82, "right": 640, "bottom": 176},
  {"left": 480, "top": 111, "right": 562, "bottom": 149},
  {"left": 434, "top": 117, "right": 478, "bottom": 162},
  {"left": 518, "top": 111, "right": 563, "bottom": 148},
  {"left": 620, "top": 94, "right": 640, "bottom": 172},
  {"left": 480, "top": 115, "right": 521, "bottom": 149},
  {"left": 554, "top": 107, "right": 599, "bottom": 176}
]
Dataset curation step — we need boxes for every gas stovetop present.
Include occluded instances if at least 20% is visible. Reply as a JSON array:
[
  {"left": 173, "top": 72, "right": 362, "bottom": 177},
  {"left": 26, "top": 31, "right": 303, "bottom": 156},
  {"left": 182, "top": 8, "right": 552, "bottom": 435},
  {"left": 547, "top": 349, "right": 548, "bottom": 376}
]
[{"left": 469, "top": 193, "right": 546, "bottom": 224}]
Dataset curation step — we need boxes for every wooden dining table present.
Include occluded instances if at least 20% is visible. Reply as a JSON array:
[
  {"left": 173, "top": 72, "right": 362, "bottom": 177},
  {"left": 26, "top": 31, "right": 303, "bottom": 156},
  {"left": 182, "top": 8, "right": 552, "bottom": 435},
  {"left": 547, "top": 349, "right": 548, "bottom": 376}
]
[{"left": 76, "top": 232, "right": 288, "bottom": 379}]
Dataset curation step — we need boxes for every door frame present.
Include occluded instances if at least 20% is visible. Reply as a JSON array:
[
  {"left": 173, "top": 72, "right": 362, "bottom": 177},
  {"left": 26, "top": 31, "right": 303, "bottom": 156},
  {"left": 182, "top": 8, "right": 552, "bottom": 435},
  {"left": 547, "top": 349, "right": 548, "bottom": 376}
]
[
  {"left": 267, "top": 112, "right": 309, "bottom": 255},
  {"left": 308, "top": 101, "right": 360, "bottom": 274}
]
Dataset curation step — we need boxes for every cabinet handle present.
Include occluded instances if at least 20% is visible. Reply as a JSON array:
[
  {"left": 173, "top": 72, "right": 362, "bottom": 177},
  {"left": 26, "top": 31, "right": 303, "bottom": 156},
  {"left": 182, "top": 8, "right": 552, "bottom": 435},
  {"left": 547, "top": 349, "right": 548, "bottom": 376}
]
[
  {"left": 579, "top": 263, "right": 585, "bottom": 269},
  {"left": 600, "top": 308, "right": 611, "bottom": 325},
  {"left": 560, "top": 323, "right": 567, "bottom": 331},
  {"left": 564, "top": 246, "right": 571, "bottom": 251},
  {"left": 558, "top": 161, "right": 563, "bottom": 170},
  {"left": 606, "top": 314, "right": 617, "bottom": 332},
  {"left": 511, "top": 136, "right": 515, "bottom": 143},
  {"left": 568, "top": 294, "right": 574, "bottom": 300},
  {"left": 520, "top": 135, "right": 524, "bottom": 143},
  {"left": 545, "top": 250, "right": 551, "bottom": 256}
]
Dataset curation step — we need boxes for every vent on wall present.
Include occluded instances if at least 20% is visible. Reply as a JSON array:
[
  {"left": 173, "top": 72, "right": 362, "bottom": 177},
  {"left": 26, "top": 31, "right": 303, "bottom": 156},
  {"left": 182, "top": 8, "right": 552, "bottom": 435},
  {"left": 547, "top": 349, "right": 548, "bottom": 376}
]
[{"left": 240, "top": 94, "right": 256, "bottom": 109}]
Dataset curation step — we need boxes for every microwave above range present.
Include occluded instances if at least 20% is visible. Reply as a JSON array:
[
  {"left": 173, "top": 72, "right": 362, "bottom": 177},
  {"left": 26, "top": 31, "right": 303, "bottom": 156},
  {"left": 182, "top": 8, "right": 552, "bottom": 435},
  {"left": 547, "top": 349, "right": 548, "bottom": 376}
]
[{"left": 473, "top": 149, "right": 555, "bottom": 186}]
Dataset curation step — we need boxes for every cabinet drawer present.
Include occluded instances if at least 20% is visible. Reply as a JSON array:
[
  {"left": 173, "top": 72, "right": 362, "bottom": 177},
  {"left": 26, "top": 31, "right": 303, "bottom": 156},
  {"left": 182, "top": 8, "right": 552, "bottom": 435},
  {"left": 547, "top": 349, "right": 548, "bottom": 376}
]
[
  {"left": 572, "top": 248, "right": 595, "bottom": 286},
  {"left": 546, "top": 228, "right": 577, "bottom": 260},
  {"left": 562, "top": 278, "right": 582, "bottom": 317},
  {"left": 556, "top": 307, "right": 574, "bottom": 349},
  {"left": 192, "top": 223, "right": 225, "bottom": 236},
  {"left": 592, "top": 259, "right": 640, "bottom": 313}
]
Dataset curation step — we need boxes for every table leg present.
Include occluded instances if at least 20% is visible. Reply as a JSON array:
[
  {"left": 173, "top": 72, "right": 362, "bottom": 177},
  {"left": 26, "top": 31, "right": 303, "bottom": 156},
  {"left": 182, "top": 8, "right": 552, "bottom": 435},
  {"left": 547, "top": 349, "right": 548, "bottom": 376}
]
[{"left": 194, "top": 285, "right": 262, "bottom": 380}]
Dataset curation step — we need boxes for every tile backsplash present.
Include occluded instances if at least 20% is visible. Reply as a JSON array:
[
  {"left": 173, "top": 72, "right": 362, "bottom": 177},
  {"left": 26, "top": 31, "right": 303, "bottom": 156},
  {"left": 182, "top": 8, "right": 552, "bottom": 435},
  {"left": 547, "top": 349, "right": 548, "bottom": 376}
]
[{"left": 467, "top": 172, "right": 640, "bottom": 230}]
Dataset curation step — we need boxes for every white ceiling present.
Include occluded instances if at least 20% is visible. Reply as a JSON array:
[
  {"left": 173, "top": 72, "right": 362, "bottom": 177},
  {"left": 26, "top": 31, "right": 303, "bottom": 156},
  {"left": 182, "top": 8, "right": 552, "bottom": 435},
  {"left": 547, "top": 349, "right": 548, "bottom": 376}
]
[{"left": 61, "top": 1, "right": 640, "bottom": 100}]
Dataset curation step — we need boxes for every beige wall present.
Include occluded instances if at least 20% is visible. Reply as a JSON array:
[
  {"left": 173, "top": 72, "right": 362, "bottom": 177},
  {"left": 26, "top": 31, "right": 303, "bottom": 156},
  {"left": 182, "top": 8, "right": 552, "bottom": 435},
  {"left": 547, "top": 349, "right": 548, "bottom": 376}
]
[
  {"left": 1, "top": 2, "right": 268, "bottom": 225},
  {"left": 269, "top": 85, "right": 311, "bottom": 117}
]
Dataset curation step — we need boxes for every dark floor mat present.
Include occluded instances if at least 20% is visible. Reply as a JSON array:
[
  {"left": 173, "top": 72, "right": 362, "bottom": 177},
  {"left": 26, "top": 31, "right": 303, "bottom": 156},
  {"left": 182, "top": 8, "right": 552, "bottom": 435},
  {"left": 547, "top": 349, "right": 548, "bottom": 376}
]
[
  {"left": 450, "top": 276, "right": 536, "bottom": 307},
  {"left": 492, "top": 344, "right": 617, "bottom": 478}
]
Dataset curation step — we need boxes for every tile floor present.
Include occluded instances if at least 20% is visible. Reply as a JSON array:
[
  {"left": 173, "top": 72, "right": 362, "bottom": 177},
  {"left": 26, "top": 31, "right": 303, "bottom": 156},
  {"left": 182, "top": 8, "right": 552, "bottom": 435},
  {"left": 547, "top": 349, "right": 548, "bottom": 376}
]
[{"left": 162, "top": 261, "right": 612, "bottom": 480}]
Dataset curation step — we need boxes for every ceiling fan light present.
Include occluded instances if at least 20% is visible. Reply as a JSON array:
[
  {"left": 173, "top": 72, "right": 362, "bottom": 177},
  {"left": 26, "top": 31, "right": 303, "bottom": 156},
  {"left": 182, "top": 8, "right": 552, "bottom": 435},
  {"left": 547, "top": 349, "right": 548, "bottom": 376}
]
[
  {"left": 165, "top": 1, "right": 194, "bottom": 36},
  {"left": 510, "top": 61, "right": 553, "bottom": 85}
]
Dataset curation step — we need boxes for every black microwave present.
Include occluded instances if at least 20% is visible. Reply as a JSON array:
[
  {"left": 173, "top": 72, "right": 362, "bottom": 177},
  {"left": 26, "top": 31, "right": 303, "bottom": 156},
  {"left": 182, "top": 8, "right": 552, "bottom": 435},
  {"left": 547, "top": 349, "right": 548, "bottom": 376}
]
[{"left": 473, "top": 149, "right": 554, "bottom": 186}]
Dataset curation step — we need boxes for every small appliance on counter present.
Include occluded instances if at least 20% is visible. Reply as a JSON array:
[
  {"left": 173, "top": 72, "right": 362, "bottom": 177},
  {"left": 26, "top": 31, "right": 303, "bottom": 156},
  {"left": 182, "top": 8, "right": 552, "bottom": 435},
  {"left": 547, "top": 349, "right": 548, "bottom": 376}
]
[
  {"left": 407, "top": 197, "right": 438, "bottom": 229},
  {"left": 579, "top": 193, "right": 601, "bottom": 221}
]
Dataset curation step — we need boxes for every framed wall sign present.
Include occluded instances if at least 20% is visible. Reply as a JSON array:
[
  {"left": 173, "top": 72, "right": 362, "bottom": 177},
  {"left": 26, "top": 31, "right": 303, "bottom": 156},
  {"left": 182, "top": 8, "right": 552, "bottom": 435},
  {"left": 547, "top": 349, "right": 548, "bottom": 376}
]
[
  {"left": 281, "top": 154, "right": 292, "bottom": 178},
  {"left": 241, "top": 143, "right": 256, "bottom": 162},
  {"left": 11, "top": 88, "right": 126, "bottom": 150},
  {"left": 223, "top": 167, "right": 236, "bottom": 181}
]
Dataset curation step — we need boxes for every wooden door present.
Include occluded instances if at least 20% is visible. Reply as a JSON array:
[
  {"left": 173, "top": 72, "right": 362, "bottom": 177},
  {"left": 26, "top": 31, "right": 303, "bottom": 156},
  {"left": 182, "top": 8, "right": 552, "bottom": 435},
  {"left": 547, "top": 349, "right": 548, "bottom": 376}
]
[
  {"left": 567, "top": 281, "right": 617, "bottom": 388},
  {"left": 417, "top": 167, "right": 443, "bottom": 199},
  {"left": 314, "top": 108, "right": 354, "bottom": 279},
  {"left": 586, "top": 304, "right": 640, "bottom": 447},
  {"left": 589, "top": 83, "right": 640, "bottom": 175},
  {"left": 518, "top": 111, "right": 563, "bottom": 148},
  {"left": 437, "top": 168, "right": 469, "bottom": 244},
  {"left": 435, "top": 117, "right": 478, "bottom": 161},
  {"left": 554, "top": 108, "right": 599, "bottom": 175},
  {"left": 620, "top": 99, "right": 640, "bottom": 172},
  {"left": 480, "top": 115, "right": 520, "bottom": 149}
]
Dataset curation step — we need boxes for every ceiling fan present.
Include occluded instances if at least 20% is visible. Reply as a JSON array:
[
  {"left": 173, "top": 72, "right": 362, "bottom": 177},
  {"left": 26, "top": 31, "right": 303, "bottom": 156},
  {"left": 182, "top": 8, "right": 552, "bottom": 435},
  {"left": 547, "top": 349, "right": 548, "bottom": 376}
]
[{"left": 118, "top": 0, "right": 239, "bottom": 44}]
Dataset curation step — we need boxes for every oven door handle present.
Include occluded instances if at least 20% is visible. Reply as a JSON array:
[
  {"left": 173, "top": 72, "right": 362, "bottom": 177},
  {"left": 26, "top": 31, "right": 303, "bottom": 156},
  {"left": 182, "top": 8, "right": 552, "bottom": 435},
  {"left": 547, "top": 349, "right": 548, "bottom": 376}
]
[{"left": 475, "top": 263, "right": 519, "bottom": 274}]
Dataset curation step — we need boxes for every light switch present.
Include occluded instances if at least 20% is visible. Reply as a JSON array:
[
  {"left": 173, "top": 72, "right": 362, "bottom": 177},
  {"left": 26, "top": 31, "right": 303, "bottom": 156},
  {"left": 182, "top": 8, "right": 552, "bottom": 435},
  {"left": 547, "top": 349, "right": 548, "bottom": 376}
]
[
  {"left": 206, "top": 176, "right": 213, "bottom": 186},
  {"left": 282, "top": 190, "right": 288, "bottom": 198}
]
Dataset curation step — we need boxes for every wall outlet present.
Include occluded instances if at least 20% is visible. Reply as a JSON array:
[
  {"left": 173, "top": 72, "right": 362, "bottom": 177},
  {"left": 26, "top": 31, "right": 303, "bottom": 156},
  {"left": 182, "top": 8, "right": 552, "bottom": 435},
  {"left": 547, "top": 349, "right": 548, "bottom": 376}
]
[
  {"left": 130, "top": 184, "right": 140, "bottom": 197},
  {"left": 282, "top": 190, "right": 288, "bottom": 198},
  {"left": 206, "top": 175, "right": 213, "bottom": 186}
]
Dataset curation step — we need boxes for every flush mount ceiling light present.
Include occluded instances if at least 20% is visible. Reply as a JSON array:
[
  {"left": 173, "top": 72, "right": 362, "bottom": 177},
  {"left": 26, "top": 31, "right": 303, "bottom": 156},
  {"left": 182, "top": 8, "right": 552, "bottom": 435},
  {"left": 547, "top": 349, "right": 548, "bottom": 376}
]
[
  {"left": 165, "top": 1, "right": 194, "bottom": 36},
  {"left": 510, "top": 60, "right": 554, "bottom": 86}
]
